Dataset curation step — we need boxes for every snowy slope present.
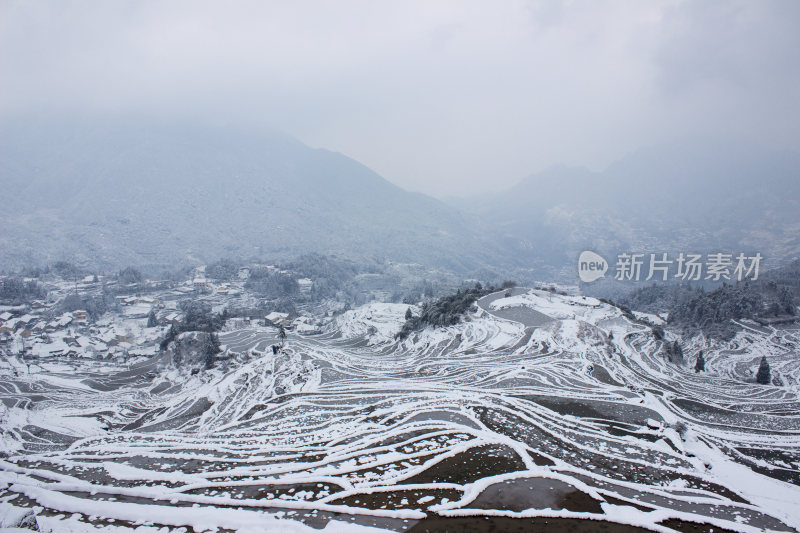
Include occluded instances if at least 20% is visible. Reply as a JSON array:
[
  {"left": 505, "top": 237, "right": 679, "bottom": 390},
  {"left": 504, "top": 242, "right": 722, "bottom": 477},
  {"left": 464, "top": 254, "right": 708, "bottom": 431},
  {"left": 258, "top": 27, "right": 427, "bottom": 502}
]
[{"left": 1, "top": 290, "right": 799, "bottom": 532}]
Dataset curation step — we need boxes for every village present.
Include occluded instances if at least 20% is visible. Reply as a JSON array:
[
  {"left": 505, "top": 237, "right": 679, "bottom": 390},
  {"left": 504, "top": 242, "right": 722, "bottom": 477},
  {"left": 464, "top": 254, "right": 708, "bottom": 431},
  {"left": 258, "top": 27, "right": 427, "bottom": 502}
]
[{"left": 0, "top": 265, "right": 325, "bottom": 371}]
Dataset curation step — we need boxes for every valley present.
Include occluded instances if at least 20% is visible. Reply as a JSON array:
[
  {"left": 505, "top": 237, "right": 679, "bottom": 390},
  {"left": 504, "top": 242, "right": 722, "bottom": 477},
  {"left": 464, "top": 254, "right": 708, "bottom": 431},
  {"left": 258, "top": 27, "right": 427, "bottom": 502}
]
[{"left": 2, "top": 288, "right": 799, "bottom": 532}]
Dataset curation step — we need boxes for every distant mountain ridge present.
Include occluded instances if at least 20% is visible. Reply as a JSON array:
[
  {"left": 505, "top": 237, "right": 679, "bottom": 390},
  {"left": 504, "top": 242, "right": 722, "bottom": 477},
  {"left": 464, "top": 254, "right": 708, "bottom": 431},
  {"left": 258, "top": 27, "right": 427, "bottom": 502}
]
[
  {"left": 465, "top": 139, "right": 800, "bottom": 276},
  {"left": 0, "top": 116, "right": 504, "bottom": 272},
  {"left": 2, "top": 117, "right": 798, "bottom": 278}
]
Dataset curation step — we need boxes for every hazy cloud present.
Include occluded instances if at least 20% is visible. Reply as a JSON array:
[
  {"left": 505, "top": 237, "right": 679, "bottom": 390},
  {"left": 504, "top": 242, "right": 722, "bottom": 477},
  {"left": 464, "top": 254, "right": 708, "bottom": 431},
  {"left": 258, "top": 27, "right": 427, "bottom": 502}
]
[{"left": 2, "top": 0, "right": 798, "bottom": 196}]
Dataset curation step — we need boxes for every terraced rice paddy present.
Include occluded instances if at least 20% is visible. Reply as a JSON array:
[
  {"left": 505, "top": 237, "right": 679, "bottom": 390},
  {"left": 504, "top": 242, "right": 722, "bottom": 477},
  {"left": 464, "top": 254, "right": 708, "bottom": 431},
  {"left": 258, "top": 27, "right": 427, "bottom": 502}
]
[{"left": 2, "top": 289, "right": 799, "bottom": 532}]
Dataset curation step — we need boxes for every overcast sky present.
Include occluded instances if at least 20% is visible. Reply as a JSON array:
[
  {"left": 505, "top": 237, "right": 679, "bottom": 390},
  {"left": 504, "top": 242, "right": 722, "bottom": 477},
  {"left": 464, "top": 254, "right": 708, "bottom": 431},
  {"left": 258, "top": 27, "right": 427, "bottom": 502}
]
[{"left": 1, "top": 0, "right": 798, "bottom": 197}]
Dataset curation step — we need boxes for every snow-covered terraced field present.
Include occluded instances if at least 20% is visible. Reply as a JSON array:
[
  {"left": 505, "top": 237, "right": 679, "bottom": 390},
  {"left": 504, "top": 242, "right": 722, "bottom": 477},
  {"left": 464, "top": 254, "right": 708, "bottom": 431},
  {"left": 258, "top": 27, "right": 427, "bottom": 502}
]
[{"left": 2, "top": 289, "right": 800, "bottom": 532}]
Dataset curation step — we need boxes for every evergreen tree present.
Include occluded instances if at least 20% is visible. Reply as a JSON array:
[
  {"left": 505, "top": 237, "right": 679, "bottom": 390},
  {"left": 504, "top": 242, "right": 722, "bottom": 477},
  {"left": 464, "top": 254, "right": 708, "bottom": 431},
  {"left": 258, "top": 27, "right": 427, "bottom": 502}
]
[
  {"left": 160, "top": 325, "right": 177, "bottom": 351},
  {"left": 118, "top": 267, "right": 144, "bottom": 285},
  {"left": 673, "top": 340, "right": 683, "bottom": 359},
  {"left": 778, "top": 287, "right": 795, "bottom": 315},
  {"left": 695, "top": 350, "right": 705, "bottom": 373},
  {"left": 756, "top": 356, "right": 771, "bottom": 385},
  {"left": 665, "top": 339, "right": 683, "bottom": 363},
  {"left": 203, "top": 333, "right": 221, "bottom": 369},
  {"left": 396, "top": 284, "right": 492, "bottom": 339},
  {"left": 405, "top": 307, "right": 412, "bottom": 320},
  {"left": 147, "top": 310, "right": 158, "bottom": 328}
]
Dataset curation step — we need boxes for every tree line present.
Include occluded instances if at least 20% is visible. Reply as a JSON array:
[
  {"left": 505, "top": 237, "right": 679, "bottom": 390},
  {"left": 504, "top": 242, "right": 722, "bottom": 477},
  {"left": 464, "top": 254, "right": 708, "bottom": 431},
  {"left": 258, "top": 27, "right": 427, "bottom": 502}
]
[{"left": 396, "top": 283, "right": 497, "bottom": 340}]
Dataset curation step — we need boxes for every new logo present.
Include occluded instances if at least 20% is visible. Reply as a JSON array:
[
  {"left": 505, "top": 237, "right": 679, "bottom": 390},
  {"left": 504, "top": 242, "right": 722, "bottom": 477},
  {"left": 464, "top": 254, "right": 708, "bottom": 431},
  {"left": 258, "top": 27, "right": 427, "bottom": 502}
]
[{"left": 578, "top": 251, "right": 608, "bottom": 283}]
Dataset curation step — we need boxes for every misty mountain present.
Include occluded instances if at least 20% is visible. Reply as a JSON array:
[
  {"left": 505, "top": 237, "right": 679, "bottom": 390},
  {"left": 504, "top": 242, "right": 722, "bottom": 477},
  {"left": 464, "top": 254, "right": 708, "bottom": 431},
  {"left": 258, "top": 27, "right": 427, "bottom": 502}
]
[
  {"left": 3, "top": 118, "right": 798, "bottom": 279},
  {"left": 0, "top": 116, "right": 504, "bottom": 272},
  {"left": 465, "top": 140, "right": 800, "bottom": 274}
]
